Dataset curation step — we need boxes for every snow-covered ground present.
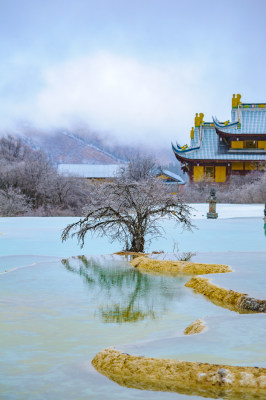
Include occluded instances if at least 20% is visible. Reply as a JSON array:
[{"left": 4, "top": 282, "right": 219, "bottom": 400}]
[{"left": 190, "top": 203, "right": 264, "bottom": 219}]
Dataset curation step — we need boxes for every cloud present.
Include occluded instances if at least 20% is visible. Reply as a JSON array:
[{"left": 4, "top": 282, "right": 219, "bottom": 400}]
[
  {"left": 0, "top": 51, "right": 247, "bottom": 146},
  {"left": 6, "top": 52, "right": 216, "bottom": 145}
]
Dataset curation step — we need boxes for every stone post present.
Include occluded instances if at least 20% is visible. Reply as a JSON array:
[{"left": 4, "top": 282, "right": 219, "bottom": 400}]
[{"left": 207, "top": 188, "right": 218, "bottom": 219}]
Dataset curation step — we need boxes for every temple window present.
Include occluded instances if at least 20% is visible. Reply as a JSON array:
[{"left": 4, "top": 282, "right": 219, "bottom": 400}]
[
  {"left": 244, "top": 140, "right": 257, "bottom": 149},
  {"left": 205, "top": 166, "right": 214, "bottom": 179}
]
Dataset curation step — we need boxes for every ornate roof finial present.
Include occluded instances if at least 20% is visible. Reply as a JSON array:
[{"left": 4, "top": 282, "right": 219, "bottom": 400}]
[
  {"left": 232, "top": 93, "right": 241, "bottom": 108},
  {"left": 195, "top": 113, "right": 200, "bottom": 127},
  {"left": 199, "top": 113, "right": 204, "bottom": 125}
]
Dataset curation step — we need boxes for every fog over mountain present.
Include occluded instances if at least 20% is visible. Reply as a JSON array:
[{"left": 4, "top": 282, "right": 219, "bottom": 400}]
[{"left": 5, "top": 124, "right": 178, "bottom": 166}]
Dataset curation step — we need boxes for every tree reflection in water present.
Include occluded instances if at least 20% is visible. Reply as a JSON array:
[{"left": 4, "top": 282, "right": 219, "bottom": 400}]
[{"left": 62, "top": 255, "right": 185, "bottom": 324}]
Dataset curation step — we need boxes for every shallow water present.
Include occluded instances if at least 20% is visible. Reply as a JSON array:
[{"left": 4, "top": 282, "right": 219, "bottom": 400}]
[{"left": 1, "top": 209, "right": 266, "bottom": 399}]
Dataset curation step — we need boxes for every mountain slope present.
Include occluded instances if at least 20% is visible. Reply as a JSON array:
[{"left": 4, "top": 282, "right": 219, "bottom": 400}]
[{"left": 23, "top": 130, "right": 125, "bottom": 164}]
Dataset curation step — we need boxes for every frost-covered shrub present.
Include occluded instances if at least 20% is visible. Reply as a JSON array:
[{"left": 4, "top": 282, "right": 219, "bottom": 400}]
[
  {"left": 182, "top": 171, "right": 266, "bottom": 204},
  {"left": 0, "top": 135, "right": 89, "bottom": 215},
  {"left": 0, "top": 187, "right": 30, "bottom": 216}
]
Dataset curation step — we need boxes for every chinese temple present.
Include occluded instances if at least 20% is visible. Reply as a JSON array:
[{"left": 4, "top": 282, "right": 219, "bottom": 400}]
[{"left": 172, "top": 95, "right": 266, "bottom": 183}]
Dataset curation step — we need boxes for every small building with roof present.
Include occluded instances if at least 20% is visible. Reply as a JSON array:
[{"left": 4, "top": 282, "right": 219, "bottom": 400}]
[
  {"left": 172, "top": 95, "right": 266, "bottom": 183},
  {"left": 156, "top": 169, "right": 185, "bottom": 193},
  {"left": 57, "top": 164, "right": 123, "bottom": 180},
  {"left": 58, "top": 164, "right": 186, "bottom": 193}
]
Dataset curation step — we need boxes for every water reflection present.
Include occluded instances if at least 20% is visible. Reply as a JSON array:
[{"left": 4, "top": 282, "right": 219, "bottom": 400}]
[
  {"left": 62, "top": 256, "right": 185, "bottom": 324},
  {"left": 98, "top": 365, "right": 265, "bottom": 400}
]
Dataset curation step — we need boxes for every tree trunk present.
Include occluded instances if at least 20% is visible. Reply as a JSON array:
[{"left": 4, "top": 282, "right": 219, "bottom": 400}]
[{"left": 130, "top": 235, "right": 145, "bottom": 253}]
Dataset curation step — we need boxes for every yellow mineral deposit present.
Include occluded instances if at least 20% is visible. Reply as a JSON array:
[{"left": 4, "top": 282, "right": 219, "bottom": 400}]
[
  {"left": 185, "top": 277, "right": 266, "bottom": 313},
  {"left": 184, "top": 319, "right": 206, "bottom": 335},
  {"left": 114, "top": 251, "right": 146, "bottom": 256},
  {"left": 91, "top": 256, "right": 266, "bottom": 396},
  {"left": 92, "top": 348, "right": 266, "bottom": 399},
  {"left": 130, "top": 256, "right": 231, "bottom": 275}
]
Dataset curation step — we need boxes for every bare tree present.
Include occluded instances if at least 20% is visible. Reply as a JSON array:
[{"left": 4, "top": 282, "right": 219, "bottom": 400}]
[
  {"left": 119, "top": 153, "right": 157, "bottom": 181},
  {"left": 62, "top": 165, "right": 192, "bottom": 253}
]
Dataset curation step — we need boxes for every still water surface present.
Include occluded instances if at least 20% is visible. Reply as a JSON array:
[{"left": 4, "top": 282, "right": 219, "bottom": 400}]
[{"left": 1, "top": 211, "right": 266, "bottom": 399}]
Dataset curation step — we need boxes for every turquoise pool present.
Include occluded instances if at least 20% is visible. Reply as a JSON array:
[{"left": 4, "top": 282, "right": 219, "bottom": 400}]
[{"left": 1, "top": 207, "right": 266, "bottom": 399}]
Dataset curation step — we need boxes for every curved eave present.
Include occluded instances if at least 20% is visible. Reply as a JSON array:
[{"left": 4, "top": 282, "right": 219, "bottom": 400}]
[
  {"left": 174, "top": 143, "right": 182, "bottom": 150},
  {"left": 171, "top": 143, "right": 200, "bottom": 155},
  {"left": 172, "top": 144, "right": 266, "bottom": 164},
  {"left": 212, "top": 116, "right": 238, "bottom": 128},
  {"left": 215, "top": 126, "right": 266, "bottom": 140},
  {"left": 173, "top": 142, "right": 198, "bottom": 151},
  {"left": 171, "top": 144, "right": 208, "bottom": 163}
]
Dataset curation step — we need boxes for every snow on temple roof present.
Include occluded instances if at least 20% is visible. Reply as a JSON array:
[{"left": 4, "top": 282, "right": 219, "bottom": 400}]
[
  {"left": 172, "top": 125, "right": 266, "bottom": 161},
  {"left": 214, "top": 106, "right": 266, "bottom": 135},
  {"left": 172, "top": 95, "right": 266, "bottom": 162},
  {"left": 58, "top": 164, "right": 123, "bottom": 178}
]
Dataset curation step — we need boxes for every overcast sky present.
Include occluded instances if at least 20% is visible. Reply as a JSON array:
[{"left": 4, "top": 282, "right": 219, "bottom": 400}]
[{"left": 1, "top": 0, "right": 266, "bottom": 146}]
